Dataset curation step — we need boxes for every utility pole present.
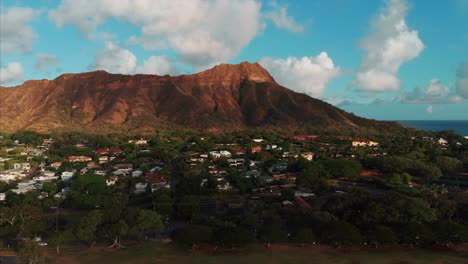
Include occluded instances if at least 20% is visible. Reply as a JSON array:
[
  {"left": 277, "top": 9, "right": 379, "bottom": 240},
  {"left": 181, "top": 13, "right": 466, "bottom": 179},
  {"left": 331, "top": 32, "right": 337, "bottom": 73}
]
[{"left": 55, "top": 200, "right": 59, "bottom": 232}]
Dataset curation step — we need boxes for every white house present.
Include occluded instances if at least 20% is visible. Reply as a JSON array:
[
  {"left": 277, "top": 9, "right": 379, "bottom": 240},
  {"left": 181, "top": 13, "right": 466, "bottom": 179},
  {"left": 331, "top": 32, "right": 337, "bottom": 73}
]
[
  {"left": 300, "top": 152, "right": 314, "bottom": 161},
  {"left": 14, "top": 162, "right": 31, "bottom": 170},
  {"left": 209, "top": 150, "right": 232, "bottom": 159},
  {"left": 61, "top": 171, "right": 74, "bottom": 181},
  {"left": 0, "top": 193, "right": 6, "bottom": 201},
  {"left": 352, "top": 140, "right": 379, "bottom": 147},
  {"left": 228, "top": 158, "right": 244, "bottom": 167},
  {"left": 438, "top": 138, "right": 448, "bottom": 145}
]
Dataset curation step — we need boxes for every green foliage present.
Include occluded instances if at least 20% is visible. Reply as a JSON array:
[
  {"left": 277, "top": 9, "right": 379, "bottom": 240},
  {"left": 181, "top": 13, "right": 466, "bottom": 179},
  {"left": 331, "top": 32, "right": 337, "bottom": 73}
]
[
  {"left": 435, "top": 156, "right": 463, "bottom": 174},
  {"left": 74, "top": 210, "right": 103, "bottom": 246},
  {"left": 132, "top": 209, "right": 164, "bottom": 238},
  {"left": 172, "top": 225, "right": 213, "bottom": 246},
  {"left": 292, "top": 228, "right": 316, "bottom": 244},
  {"left": 281, "top": 188, "right": 295, "bottom": 201},
  {"left": 320, "top": 221, "right": 363, "bottom": 245},
  {"left": 16, "top": 240, "right": 46, "bottom": 264}
]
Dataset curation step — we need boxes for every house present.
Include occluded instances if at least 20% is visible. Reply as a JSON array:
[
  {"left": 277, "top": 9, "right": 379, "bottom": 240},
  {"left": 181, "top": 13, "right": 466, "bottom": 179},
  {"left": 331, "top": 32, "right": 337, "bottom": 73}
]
[
  {"left": 106, "top": 177, "right": 117, "bottom": 186},
  {"left": 96, "top": 148, "right": 124, "bottom": 155},
  {"left": 292, "top": 135, "right": 319, "bottom": 141},
  {"left": 352, "top": 140, "right": 379, "bottom": 147},
  {"left": 54, "top": 187, "right": 71, "bottom": 199},
  {"left": 99, "top": 156, "right": 109, "bottom": 164},
  {"left": 61, "top": 171, "right": 74, "bottom": 181},
  {"left": 266, "top": 144, "right": 280, "bottom": 150},
  {"left": 249, "top": 160, "right": 264, "bottom": 168},
  {"left": 209, "top": 150, "right": 232, "bottom": 159},
  {"left": 300, "top": 152, "right": 314, "bottom": 161},
  {"left": 113, "top": 163, "right": 133, "bottom": 170},
  {"left": 128, "top": 139, "right": 148, "bottom": 145},
  {"left": 242, "top": 170, "right": 261, "bottom": 179},
  {"left": 270, "top": 163, "right": 288, "bottom": 173},
  {"left": 295, "top": 196, "right": 312, "bottom": 210},
  {"left": 217, "top": 178, "right": 232, "bottom": 191},
  {"left": 438, "top": 138, "right": 448, "bottom": 145},
  {"left": 43, "top": 138, "right": 54, "bottom": 146},
  {"left": 134, "top": 182, "right": 148, "bottom": 194},
  {"left": 227, "top": 158, "right": 244, "bottom": 167},
  {"left": 67, "top": 156, "right": 92, "bottom": 162},
  {"left": 132, "top": 170, "right": 143, "bottom": 178},
  {"left": 13, "top": 162, "right": 31, "bottom": 170},
  {"left": 149, "top": 166, "right": 163, "bottom": 172},
  {"left": 87, "top": 162, "right": 99, "bottom": 169},
  {"left": 50, "top": 162, "right": 62, "bottom": 169},
  {"left": 94, "top": 169, "right": 106, "bottom": 176},
  {"left": 251, "top": 146, "right": 262, "bottom": 153},
  {"left": 0, "top": 193, "right": 6, "bottom": 201}
]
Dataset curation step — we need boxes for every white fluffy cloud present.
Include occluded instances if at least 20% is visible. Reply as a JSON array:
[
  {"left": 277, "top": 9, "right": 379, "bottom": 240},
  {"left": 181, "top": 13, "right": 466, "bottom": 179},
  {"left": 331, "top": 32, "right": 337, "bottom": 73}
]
[
  {"left": 0, "top": 62, "right": 23, "bottom": 85},
  {"left": 399, "top": 79, "right": 463, "bottom": 104},
  {"left": 456, "top": 63, "right": 468, "bottom": 99},
  {"left": 90, "top": 42, "right": 178, "bottom": 76},
  {"left": 49, "top": 0, "right": 264, "bottom": 71},
  {"left": 90, "top": 42, "right": 137, "bottom": 74},
  {"left": 0, "top": 7, "right": 37, "bottom": 54},
  {"left": 136, "top": 56, "right": 179, "bottom": 76},
  {"left": 352, "top": 0, "right": 424, "bottom": 92},
  {"left": 259, "top": 52, "right": 341, "bottom": 98},
  {"left": 35, "top": 53, "right": 60, "bottom": 71},
  {"left": 264, "top": 5, "right": 304, "bottom": 33}
]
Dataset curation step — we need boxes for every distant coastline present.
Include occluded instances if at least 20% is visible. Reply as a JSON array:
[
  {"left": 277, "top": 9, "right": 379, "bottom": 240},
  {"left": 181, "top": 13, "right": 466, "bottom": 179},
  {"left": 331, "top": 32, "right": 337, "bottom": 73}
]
[{"left": 396, "top": 120, "right": 468, "bottom": 136}]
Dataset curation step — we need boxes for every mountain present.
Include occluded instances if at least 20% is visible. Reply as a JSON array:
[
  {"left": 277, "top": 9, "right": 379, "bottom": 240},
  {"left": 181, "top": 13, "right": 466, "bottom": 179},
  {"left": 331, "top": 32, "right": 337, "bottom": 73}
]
[{"left": 0, "top": 62, "right": 401, "bottom": 134}]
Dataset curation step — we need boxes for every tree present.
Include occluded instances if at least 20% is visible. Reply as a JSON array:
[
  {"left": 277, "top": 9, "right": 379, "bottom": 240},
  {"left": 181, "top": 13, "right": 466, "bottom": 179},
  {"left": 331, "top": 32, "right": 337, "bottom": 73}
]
[
  {"left": 399, "top": 222, "right": 435, "bottom": 245},
  {"left": 16, "top": 240, "right": 46, "bottom": 264},
  {"left": 320, "top": 222, "right": 363, "bottom": 246},
  {"left": 292, "top": 228, "right": 316, "bottom": 247},
  {"left": 172, "top": 225, "right": 213, "bottom": 247},
  {"left": 387, "top": 173, "right": 402, "bottom": 185},
  {"left": 49, "top": 231, "right": 70, "bottom": 254},
  {"left": 297, "top": 162, "right": 329, "bottom": 192},
  {"left": 213, "top": 226, "right": 254, "bottom": 248},
  {"left": 133, "top": 209, "right": 164, "bottom": 239},
  {"left": 366, "top": 225, "right": 397, "bottom": 247},
  {"left": 281, "top": 188, "right": 295, "bottom": 201},
  {"left": 153, "top": 188, "right": 173, "bottom": 217},
  {"left": 177, "top": 195, "right": 200, "bottom": 219},
  {"left": 74, "top": 210, "right": 102, "bottom": 247},
  {"left": 259, "top": 225, "right": 288, "bottom": 248},
  {"left": 42, "top": 182, "right": 58, "bottom": 195},
  {"left": 433, "top": 221, "right": 468, "bottom": 246},
  {"left": 435, "top": 156, "right": 463, "bottom": 174}
]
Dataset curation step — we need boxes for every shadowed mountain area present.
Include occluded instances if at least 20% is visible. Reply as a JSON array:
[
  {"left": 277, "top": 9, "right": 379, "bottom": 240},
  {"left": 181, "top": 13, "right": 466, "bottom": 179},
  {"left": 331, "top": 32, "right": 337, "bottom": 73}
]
[{"left": 0, "top": 62, "right": 402, "bottom": 134}]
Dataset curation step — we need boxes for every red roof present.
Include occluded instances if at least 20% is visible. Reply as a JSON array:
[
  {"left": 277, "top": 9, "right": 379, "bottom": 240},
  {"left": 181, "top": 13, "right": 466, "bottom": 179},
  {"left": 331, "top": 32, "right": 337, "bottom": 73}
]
[
  {"left": 148, "top": 178, "right": 168, "bottom": 185},
  {"left": 292, "top": 135, "right": 319, "bottom": 141},
  {"left": 295, "top": 196, "right": 312, "bottom": 209},
  {"left": 96, "top": 148, "right": 124, "bottom": 154},
  {"left": 145, "top": 172, "right": 160, "bottom": 179}
]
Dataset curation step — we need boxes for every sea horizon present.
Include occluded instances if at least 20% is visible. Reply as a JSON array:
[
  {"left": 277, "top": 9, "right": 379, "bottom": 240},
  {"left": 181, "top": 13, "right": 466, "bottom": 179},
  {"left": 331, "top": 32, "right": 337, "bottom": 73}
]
[{"left": 395, "top": 120, "right": 468, "bottom": 136}]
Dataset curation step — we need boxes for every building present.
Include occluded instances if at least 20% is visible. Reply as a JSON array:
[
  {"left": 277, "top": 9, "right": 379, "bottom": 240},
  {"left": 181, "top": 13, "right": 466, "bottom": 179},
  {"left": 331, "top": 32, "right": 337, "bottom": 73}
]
[
  {"left": 13, "top": 162, "right": 31, "bottom": 170},
  {"left": 227, "top": 158, "right": 244, "bottom": 167},
  {"left": 251, "top": 146, "right": 262, "bottom": 153},
  {"left": 352, "top": 140, "right": 379, "bottom": 147},
  {"left": 209, "top": 150, "right": 232, "bottom": 159},
  {"left": 67, "top": 156, "right": 92, "bottom": 162}
]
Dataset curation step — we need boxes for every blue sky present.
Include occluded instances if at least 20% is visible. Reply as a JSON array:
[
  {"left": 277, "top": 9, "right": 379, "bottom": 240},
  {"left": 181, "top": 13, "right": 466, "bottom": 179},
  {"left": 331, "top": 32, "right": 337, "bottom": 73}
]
[{"left": 1, "top": 0, "right": 467, "bottom": 120}]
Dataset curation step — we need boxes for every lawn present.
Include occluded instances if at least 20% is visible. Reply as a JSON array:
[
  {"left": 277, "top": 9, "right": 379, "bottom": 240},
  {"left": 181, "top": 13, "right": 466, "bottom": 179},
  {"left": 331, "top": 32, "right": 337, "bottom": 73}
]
[{"left": 47, "top": 241, "right": 468, "bottom": 264}]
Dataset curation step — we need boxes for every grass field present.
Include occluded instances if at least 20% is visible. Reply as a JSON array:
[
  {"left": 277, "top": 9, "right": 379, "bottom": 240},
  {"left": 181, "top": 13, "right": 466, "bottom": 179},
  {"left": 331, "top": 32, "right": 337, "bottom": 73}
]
[{"left": 44, "top": 241, "right": 468, "bottom": 264}]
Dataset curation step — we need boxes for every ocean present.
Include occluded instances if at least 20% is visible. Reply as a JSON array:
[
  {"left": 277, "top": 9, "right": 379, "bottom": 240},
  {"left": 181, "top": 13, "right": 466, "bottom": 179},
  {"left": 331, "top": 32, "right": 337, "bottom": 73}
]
[{"left": 397, "top": 120, "right": 468, "bottom": 136}]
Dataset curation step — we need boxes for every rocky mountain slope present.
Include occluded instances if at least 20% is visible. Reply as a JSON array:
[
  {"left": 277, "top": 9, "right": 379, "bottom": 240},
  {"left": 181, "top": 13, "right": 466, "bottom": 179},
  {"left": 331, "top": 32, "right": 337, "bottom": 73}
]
[{"left": 0, "top": 62, "right": 400, "bottom": 134}]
